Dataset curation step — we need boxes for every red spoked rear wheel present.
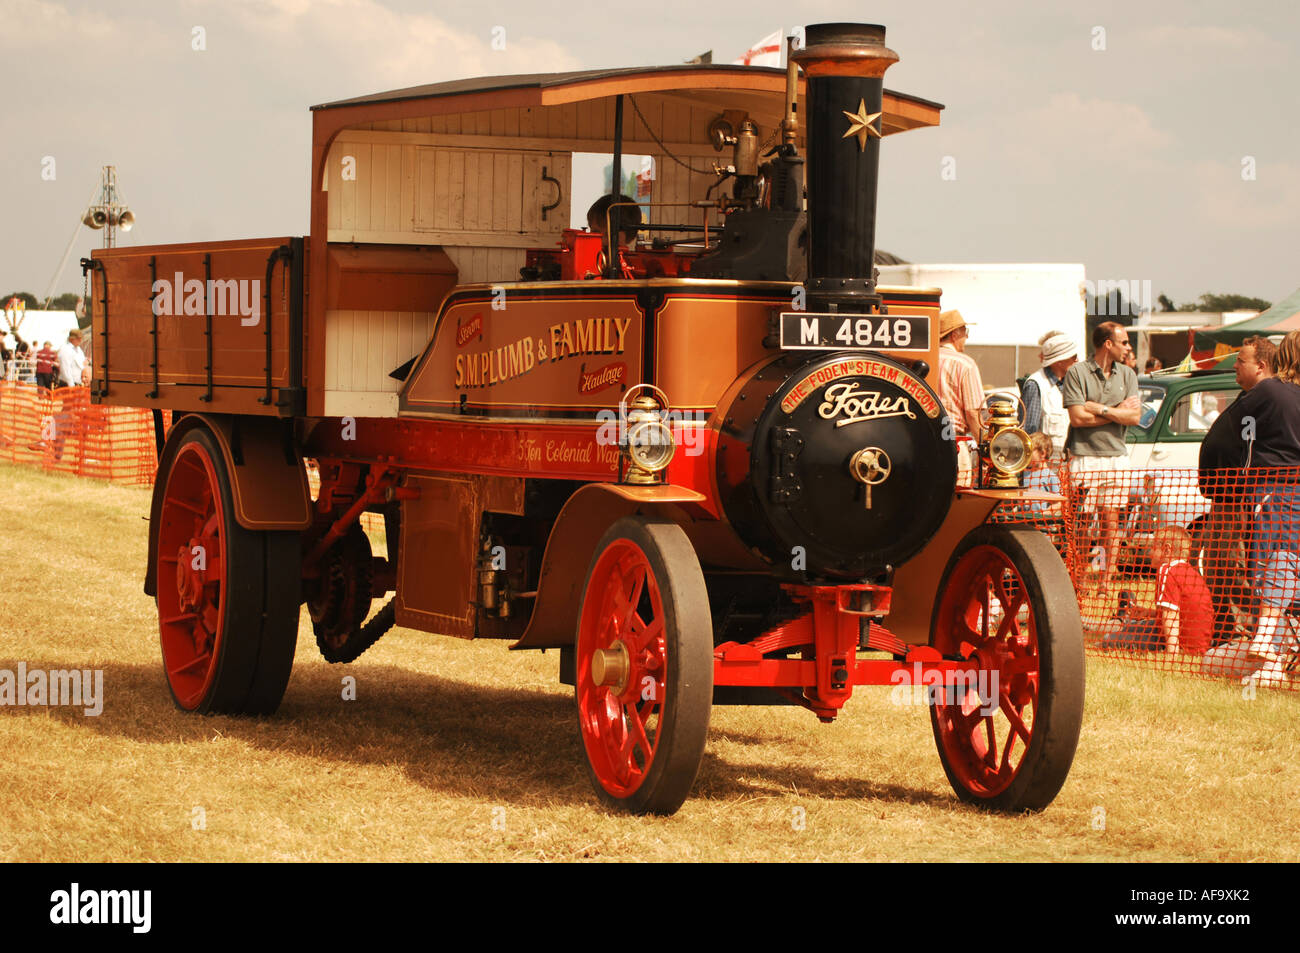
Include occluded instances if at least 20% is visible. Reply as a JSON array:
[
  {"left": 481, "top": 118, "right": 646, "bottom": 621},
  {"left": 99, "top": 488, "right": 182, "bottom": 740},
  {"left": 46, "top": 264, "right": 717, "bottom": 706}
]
[
  {"left": 155, "top": 427, "right": 301, "bottom": 715},
  {"left": 576, "top": 517, "right": 712, "bottom": 814},
  {"left": 929, "top": 524, "right": 1084, "bottom": 811}
]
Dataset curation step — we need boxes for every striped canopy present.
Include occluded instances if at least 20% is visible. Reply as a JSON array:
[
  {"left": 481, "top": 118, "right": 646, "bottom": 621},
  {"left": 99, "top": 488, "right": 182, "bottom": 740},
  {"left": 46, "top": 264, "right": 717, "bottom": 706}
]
[{"left": 1193, "top": 285, "right": 1300, "bottom": 348}]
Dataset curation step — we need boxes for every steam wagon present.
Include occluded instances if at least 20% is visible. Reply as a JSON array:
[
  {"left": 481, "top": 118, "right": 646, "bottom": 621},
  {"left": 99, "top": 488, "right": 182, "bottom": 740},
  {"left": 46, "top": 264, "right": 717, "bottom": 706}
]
[{"left": 87, "top": 23, "right": 1083, "bottom": 814}]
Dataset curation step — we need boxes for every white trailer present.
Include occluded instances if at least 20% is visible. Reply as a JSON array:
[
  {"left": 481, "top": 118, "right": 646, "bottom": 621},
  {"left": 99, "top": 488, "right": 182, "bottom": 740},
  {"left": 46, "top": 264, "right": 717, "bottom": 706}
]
[{"left": 877, "top": 263, "right": 1088, "bottom": 389}]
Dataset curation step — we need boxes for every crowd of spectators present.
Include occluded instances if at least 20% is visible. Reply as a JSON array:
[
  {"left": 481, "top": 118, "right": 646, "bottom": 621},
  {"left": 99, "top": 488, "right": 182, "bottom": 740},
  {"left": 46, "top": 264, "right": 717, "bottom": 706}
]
[
  {"left": 1, "top": 339, "right": 36, "bottom": 383},
  {"left": 1, "top": 329, "right": 87, "bottom": 391},
  {"left": 936, "top": 313, "right": 1300, "bottom": 687}
]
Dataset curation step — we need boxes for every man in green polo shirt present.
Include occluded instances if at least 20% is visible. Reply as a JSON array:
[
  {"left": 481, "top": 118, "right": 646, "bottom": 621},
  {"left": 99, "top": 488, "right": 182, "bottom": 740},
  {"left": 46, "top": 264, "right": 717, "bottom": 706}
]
[{"left": 1062, "top": 321, "right": 1139, "bottom": 593}]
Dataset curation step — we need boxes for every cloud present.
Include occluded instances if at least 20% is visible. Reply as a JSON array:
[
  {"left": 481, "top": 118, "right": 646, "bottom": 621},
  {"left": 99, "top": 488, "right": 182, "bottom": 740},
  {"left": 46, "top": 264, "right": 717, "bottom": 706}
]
[
  {"left": 936, "top": 91, "right": 1173, "bottom": 189},
  {"left": 1189, "top": 158, "right": 1300, "bottom": 229},
  {"left": 1132, "top": 24, "right": 1287, "bottom": 60},
  {"left": 0, "top": 0, "right": 119, "bottom": 43},
  {"left": 1011, "top": 92, "right": 1171, "bottom": 167},
  {"left": 219, "top": 0, "right": 581, "bottom": 95}
]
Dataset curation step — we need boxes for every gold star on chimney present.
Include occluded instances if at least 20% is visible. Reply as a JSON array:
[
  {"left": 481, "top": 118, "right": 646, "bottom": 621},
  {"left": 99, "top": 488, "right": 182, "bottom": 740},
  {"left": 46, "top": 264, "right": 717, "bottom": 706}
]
[{"left": 842, "top": 99, "right": 883, "bottom": 150}]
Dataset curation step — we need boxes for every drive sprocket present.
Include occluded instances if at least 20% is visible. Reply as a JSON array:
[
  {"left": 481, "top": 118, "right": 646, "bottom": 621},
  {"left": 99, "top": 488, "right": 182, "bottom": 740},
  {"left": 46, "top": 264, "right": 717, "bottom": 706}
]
[{"left": 308, "top": 523, "right": 375, "bottom": 662}]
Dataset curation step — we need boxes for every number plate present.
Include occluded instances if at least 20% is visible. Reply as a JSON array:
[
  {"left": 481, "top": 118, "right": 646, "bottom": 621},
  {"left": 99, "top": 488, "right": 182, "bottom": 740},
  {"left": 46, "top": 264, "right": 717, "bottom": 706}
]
[{"left": 778, "top": 312, "right": 931, "bottom": 353}]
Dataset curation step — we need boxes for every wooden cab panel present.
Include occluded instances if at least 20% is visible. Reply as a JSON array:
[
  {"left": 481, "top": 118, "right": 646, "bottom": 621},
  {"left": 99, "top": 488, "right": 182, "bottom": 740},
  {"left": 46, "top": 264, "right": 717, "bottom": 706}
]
[
  {"left": 653, "top": 288, "right": 789, "bottom": 412},
  {"left": 654, "top": 282, "right": 943, "bottom": 413},
  {"left": 322, "top": 243, "right": 458, "bottom": 418},
  {"left": 324, "top": 135, "right": 572, "bottom": 251},
  {"left": 400, "top": 286, "right": 645, "bottom": 420}
]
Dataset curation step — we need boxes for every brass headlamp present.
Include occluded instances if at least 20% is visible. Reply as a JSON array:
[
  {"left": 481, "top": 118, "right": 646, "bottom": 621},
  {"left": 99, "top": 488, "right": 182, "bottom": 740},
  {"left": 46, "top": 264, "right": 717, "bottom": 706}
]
[
  {"left": 980, "top": 398, "right": 1030, "bottom": 488},
  {"left": 619, "top": 384, "right": 676, "bottom": 484}
]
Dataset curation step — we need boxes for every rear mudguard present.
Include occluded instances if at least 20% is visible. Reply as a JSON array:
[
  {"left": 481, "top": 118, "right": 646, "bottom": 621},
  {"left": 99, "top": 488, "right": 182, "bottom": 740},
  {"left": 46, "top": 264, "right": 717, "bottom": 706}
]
[{"left": 144, "top": 413, "right": 311, "bottom": 597}]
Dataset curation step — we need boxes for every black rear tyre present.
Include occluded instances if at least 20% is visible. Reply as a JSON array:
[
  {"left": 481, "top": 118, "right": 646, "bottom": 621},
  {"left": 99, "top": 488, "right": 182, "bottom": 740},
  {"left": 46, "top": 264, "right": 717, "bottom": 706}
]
[{"left": 155, "top": 427, "right": 300, "bottom": 715}]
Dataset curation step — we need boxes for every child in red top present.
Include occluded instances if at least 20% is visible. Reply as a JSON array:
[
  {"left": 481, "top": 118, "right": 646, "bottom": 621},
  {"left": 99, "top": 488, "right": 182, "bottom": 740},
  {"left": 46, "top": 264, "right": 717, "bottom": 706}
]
[{"left": 1102, "top": 525, "right": 1212, "bottom": 654}]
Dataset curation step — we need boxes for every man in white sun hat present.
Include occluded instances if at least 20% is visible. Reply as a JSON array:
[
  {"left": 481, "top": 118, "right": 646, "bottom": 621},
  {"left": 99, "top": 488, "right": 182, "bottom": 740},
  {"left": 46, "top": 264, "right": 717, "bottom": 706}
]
[{"left": 1021, "top": 330, "right": 1078, "bottom": 458}]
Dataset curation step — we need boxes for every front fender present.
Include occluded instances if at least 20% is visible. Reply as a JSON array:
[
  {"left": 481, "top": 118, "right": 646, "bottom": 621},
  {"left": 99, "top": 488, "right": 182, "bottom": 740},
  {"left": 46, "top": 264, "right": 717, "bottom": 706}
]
[{"left": 509, "top": 483, "right": 706, "bottom": 651}]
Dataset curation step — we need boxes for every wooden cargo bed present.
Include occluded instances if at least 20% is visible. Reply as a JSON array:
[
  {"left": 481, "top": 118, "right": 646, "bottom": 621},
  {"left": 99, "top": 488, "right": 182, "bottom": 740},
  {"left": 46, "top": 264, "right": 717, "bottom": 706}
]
[
  {"left": 90, "top": 236, "right": 306, "bottom": 417},
  {"left": 91, "top": 238, "right": 458, "bottom": 419}
]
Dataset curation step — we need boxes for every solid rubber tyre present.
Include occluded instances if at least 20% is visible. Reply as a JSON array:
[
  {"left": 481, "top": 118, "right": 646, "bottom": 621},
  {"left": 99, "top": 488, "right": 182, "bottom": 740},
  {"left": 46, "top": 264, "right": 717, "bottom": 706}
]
[
  {"left": 575, "top": 516, "right": 713, "bottom": 815},
  {"left": 155, "top": 427, "right": 300, "bottom": 715},
  {"left": 928, "top": 523, "right": 1084, "bottom": 811}
]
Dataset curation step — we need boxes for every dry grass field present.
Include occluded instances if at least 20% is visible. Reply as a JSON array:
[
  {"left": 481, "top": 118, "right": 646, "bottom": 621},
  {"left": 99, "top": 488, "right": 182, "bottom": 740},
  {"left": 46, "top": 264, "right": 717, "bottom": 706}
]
[{"left": 1, "top": 460, "right": 1297, "bottom": 862}]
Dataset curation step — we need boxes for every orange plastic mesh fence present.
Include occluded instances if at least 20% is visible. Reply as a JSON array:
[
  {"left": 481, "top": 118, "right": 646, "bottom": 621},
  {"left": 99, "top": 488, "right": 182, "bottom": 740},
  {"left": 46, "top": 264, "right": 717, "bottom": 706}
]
[
  {"left": 1059, "top": 461, "right": 1300, "bottom": 693},
  {"left": 0, "top": 382, "right": 163, "bottom": 486},
  {"left": 988, "top": 474, "right": 1069, "bottom": 555}
]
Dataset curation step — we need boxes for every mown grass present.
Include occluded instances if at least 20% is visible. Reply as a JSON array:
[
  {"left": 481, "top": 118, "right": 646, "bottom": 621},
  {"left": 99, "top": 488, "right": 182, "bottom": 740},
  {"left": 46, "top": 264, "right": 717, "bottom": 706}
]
[{"left": 1, "top": 461, "right": 1296, "bottom": 862}]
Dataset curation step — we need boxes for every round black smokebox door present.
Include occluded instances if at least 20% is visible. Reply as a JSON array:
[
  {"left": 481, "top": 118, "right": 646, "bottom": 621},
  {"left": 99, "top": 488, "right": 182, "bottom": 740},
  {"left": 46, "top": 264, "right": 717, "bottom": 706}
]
[{"left": 750, "top": 353, "right": 957, "bottom": 577}]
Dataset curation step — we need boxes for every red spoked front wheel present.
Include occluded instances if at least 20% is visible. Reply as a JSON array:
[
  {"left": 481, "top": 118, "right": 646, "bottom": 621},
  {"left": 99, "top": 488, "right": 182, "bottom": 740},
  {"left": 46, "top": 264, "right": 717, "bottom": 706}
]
[
  {"left": 929, "top": 524, "right": 1084, "bottom": 811},
  {"left": 155, "top": 427, "right": 300, "bottom": 715},
  {"left": 575, "top": 517, "right": 712, "bottom": 814}
]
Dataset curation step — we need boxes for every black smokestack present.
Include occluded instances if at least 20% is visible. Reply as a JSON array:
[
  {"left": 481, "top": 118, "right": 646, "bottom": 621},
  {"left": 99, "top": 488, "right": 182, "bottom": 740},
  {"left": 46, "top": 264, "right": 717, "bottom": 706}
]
[{"left": 793, "top": 23, "right": 899, "bottom": 314}]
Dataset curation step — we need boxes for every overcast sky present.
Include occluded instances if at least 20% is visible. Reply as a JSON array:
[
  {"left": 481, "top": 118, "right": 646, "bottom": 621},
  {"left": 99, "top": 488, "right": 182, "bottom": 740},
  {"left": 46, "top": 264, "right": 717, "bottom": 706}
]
[{"left": 3, "top": 0, "right": 1297, "bottom": 306}]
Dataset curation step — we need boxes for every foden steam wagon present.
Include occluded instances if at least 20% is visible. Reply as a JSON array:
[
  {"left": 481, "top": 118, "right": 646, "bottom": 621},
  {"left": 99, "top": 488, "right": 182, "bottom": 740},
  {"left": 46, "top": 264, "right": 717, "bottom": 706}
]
[{"left": 88, "top": 23, "right": 1083, "bottom": 814}]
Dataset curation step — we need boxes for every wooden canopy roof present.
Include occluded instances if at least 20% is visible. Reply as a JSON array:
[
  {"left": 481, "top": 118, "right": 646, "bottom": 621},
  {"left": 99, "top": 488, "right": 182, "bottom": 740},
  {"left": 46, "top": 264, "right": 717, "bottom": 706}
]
[{"left": 311, "top": 64, "right": 943, "bottom": 137}]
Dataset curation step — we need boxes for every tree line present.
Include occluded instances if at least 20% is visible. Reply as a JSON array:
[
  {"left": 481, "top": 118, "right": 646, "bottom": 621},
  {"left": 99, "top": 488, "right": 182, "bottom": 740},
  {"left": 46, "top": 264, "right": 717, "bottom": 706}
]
[
  {"left": 1085, "top": 289, "right": 1272, "bottom": 337},
  {"left": 1156, "top": 293, "right": 1272, "bottom": 313}
]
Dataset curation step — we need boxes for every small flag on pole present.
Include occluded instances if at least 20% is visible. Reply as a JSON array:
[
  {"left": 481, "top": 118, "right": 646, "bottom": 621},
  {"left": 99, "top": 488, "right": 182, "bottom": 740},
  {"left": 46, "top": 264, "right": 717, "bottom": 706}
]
[{"left": 733, "top": 29, "right": 783, "bottom": 67}]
